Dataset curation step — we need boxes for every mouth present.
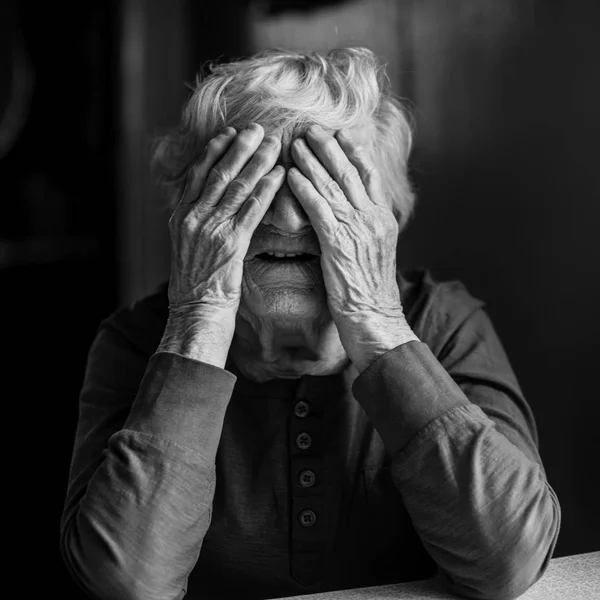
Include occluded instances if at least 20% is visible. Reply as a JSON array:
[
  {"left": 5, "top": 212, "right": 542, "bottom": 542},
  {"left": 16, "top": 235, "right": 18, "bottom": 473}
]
[
  {"left": 242, "top": 238, "right": 324, "bottom": 293},
  {"left": 253, "top": 251, "right": 318, "bottom": 263},
  {"left": 243, "top": 250, "right": 323, "bottom": 289}
]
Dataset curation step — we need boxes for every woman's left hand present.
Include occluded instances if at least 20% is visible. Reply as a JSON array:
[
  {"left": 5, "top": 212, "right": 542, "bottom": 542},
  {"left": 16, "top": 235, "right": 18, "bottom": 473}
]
[{"left": 287, "top": 124, "right": 418, "bottom": 370}]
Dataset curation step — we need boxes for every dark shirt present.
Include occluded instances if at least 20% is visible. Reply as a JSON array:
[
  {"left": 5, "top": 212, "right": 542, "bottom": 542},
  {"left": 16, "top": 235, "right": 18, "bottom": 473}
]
[{"left": 60, "top": 268, "right": 560, "bottom": 600}]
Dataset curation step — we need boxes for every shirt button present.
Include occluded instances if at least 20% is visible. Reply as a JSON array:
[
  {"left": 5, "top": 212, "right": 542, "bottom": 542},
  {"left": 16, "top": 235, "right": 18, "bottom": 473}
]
[
  {"left": 296, "top": 432, "right": 312, "bottom": 450},
  {"left": 294, "top": 400, "right": 309, "bottom": 418},
  {"left": 298, "top": 509, "right": 317, "bottom": 527},
  {"left": 298, "top": 469, "right": 316, "bottom": 488}
]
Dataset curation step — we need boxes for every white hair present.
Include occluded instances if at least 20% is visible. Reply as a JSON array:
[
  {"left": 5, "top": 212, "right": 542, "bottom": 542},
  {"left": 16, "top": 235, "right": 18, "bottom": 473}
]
[{"left": 153, "top": 47, "right": 416, "bottom": 231}]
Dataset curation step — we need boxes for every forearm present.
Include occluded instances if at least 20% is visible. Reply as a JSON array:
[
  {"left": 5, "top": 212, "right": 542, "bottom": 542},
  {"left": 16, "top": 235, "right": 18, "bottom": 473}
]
[
  {"left": 61, "top": 352, "right": 237, "bottom": 600},
  {"left": 352, "top": 342, "right": 560, "bottom": 600}
]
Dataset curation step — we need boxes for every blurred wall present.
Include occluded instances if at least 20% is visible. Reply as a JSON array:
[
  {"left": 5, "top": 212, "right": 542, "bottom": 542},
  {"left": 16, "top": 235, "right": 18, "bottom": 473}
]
[
  {"left": 2, "top": 3, "right": 120, "bottom": 597},
  {"left": 249, "top": 0, "right": 412, "bottom": 93},
  {"left": 117, "top": 0, "right": 192, "bottom": 304}
]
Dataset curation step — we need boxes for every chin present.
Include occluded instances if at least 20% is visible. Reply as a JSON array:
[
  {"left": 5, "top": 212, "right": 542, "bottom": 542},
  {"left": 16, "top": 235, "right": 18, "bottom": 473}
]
[
  {"left": 240, "top": 282, "right": 329, "bottom": 320},
  {"left": 232, "top": 279, "right": 349, "bottom": 382}
]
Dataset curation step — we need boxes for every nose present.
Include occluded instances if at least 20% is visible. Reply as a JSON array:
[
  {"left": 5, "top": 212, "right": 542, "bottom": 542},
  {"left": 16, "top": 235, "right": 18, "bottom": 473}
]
[{"left": 260, "top": 180, "right": 312, "bottom": 234}]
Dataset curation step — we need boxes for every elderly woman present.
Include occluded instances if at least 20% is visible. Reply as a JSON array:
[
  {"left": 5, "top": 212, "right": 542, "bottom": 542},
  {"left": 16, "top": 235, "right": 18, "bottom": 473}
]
[{"left": 60, "top": 48, "right": 560, "bottom": 600}]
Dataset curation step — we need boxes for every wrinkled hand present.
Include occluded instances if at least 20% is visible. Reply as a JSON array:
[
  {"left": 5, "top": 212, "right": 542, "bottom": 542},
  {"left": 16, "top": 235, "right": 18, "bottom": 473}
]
[
  {"left": 161, "top": 123, "right": 285, "bottom": 367},
  {"left": 287, "top": 124, "right": 418, "bottom": 370},
  {"left": 168, "top": 123, "right": 285, "bottom": 313}
]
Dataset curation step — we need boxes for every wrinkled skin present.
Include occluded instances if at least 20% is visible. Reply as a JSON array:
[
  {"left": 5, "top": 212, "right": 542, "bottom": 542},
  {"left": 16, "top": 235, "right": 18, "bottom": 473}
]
[
  {"left": 166, "top": 122, "right": 414, "bottom": 382},
  {"left": 231, "top": 124, "right": 414, "bottom": 381},
  {"left": 287, "top": 126, "right": 406, "bottom": 343},
  {"left": 167, "top": 124, "right": 284, "bottom": 312}
]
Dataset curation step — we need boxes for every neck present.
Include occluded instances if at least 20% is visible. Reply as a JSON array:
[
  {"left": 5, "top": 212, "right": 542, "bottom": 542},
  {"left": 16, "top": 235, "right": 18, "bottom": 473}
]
[{"left": 229, "top": 309, "right": 350, "bottom": 382}]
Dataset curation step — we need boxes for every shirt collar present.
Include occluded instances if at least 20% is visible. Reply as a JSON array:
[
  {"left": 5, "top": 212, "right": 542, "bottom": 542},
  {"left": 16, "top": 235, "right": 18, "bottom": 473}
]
[{"left": 225, "top": 354, "right": 360, "bottom": 401}]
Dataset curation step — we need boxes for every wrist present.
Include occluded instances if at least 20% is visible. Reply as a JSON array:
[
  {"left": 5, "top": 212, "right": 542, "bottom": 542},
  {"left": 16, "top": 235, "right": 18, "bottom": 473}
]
[
  {"left": 158, "top": 306, "right": 237, "bottom": 368},
  {"left": 337, "top": 312, "right": 419, "bottom": 373}
]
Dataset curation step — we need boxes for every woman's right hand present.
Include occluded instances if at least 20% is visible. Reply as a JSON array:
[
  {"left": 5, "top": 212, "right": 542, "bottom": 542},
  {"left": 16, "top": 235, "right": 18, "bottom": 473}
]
[{"left": 167, "top": 123, "right": 285, "bottom": 314}]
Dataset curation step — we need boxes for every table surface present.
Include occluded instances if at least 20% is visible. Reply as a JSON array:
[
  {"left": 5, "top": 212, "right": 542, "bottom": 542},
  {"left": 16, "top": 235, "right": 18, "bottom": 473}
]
[{"left": 273, "top": 551, "right": 600, "bottom": 600}]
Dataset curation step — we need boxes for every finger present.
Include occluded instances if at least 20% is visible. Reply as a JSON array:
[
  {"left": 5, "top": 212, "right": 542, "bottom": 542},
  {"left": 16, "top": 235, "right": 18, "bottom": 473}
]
[
  {"left": 290, "top": 138, "right": 354, "bottom": 220},
  {"left": 234, "top": 165, "right": 286, "bottom": 231},
  {"left": 335, "top": 129, "right": 386, "bottom": 206},
  {"left": 183, "top": 127, "right": 237, "bottom": 204},
  {"left": 305, "top": 125, "right": 371, "bottom": 211},
  {"left": 199, "top": 123, "right": 265, "bottom": 207},
  {"left": 287, "top": 166, "right": 338, "bottom": 236},
  {"left": 169, "top": 173, "right": 192, "bottom": 230},
  {"left": 218, "top": 133, "right": 282, "bottom": 215}
]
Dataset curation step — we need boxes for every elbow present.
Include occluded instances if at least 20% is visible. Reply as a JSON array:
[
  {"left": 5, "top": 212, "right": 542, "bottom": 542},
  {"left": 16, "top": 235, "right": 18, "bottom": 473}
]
[
  {"left": 61, "top": 515, "right": 186, "bottom": 600},
  {"left": 441, "top": 489, "right": 562, "bottom": 600},
  {"left": 466, "top": 545, "right": 555, "bottom": 600},
  {"left": 493, "top": 485, "right": 562, "bottom": 600},
  {"left": 61, "top": 525, "right": 136, "bottom": 600},
  {"left": 441, "top": 549, "right": 552, "bottom": 600}
]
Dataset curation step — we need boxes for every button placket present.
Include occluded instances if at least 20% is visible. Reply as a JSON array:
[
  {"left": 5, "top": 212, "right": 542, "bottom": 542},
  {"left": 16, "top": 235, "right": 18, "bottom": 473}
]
[{"left": 290, "top": 389, "right": 329, "bottom": 585}]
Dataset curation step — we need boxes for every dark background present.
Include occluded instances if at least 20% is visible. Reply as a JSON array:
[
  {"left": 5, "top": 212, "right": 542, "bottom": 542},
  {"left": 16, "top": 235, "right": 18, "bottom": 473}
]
[{"left": 2, "top": 0, "right": 598, "bottom": 596}]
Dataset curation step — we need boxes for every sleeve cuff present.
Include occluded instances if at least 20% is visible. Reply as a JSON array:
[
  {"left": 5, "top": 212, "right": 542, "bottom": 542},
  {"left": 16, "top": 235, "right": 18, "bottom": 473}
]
[
  {"left": 123, "top": 351, "right": 237, "bottom": 459},
  {"left": 351, "top": 341, "right": 470, "bottom": 456}
]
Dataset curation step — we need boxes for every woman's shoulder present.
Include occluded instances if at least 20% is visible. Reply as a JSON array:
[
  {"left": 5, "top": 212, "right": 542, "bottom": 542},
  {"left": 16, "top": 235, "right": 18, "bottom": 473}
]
[
  {"left": 398, "top": 267, "right": 486, "bottom": 345},
  {"left": 97, "top": 281, "right": 170, "bottom": 358}
]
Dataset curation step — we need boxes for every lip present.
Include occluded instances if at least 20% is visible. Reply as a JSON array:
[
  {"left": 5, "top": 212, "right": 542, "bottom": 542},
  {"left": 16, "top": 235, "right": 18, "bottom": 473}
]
[
  {"left": 244, "top": 254, "right": 322, "bottom": 287},
  {"left": 249, "top": 254, "right": 321, "bottom": 264},
  {"left": 245, "top": 249, "right": 321, "bottom": 260}
]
